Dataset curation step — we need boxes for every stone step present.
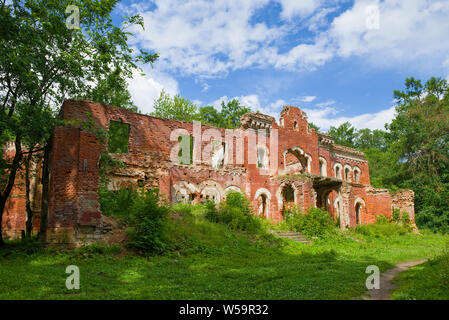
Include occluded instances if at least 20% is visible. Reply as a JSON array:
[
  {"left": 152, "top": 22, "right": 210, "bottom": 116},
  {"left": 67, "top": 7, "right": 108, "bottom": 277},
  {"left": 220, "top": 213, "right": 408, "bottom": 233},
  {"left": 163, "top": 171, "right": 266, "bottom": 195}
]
[{"left": 269, "top": 230, "right": 312, "bottom": 244}]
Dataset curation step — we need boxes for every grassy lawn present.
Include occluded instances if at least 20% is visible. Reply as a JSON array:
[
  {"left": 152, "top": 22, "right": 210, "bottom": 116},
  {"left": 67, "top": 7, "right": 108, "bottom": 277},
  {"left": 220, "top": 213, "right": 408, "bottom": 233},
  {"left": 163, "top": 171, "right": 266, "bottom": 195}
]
[
  {"left": 1, "top": 214, "right": 448, "bottom": 300},
  {"left": 392, "top": 248, "right": 449, "bottom": 300}
]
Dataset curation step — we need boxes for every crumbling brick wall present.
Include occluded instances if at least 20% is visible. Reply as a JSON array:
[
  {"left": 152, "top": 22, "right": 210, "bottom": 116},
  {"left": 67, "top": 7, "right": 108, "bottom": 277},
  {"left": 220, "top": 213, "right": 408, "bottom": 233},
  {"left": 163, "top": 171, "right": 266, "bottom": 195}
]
[
  {"left": 391, "top": 190, "right": 416, "bottom": 222},
  {"left": 2, "top": 100, "right": 415, "bottom": 242}
]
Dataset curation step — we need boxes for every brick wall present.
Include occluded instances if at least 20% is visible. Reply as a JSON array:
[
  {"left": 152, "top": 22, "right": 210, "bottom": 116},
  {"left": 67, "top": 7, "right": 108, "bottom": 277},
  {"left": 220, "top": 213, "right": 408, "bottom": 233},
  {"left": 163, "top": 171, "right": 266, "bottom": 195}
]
[{"left": 2, "top": 100, "right": 415, "bottom": 242}]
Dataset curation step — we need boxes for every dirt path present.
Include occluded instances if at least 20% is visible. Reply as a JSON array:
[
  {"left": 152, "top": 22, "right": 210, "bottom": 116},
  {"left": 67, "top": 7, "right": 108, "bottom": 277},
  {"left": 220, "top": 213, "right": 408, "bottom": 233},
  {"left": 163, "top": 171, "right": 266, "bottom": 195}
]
[{"left": 362, "top": 259, "right": 428, "bottom": 300}]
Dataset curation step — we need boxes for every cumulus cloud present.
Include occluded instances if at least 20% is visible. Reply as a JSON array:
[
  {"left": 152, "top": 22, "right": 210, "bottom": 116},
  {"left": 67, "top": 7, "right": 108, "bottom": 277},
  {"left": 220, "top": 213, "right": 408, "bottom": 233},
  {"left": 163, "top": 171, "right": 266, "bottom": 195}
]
[
  {"left": 300, "top": 96, "right": 317, "bottom": 103},
  {"left": 123, "top": 0, "right": 449, "bottom": 77},
  {"left": 327, "top": 0, "right": 449, "bottom": 68},
  {"left": 276, "top": 0, "right": 323, "bottom": 20},
  {"left": 303, "top": 105, "right": 396, "bottom": 131},
  {"left": 127, "top": 66, "right": 179, "bottom": 114}
]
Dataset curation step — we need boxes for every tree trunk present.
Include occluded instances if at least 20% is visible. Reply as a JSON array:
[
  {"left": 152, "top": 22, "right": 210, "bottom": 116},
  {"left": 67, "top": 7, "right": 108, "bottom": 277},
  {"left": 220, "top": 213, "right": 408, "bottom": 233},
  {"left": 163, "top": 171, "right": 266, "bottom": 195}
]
[
  {"left": 38, "top": 141, "right": 51, "bottom": 242},
  {"left": 25, "top": 151, "right": 33, "bottom": 238},
  {"left": 0, "top": 136, "right": 23, "bottom": 246}
]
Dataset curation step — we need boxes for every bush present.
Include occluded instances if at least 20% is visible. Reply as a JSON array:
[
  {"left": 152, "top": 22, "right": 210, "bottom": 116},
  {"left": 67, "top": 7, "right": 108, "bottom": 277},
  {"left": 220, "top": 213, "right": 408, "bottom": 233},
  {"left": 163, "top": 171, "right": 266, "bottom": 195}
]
[
  {"left": 285, "top": 206, "right": 338, "bottom": 238},
  {"left": 205, "top": 191, "right": 264, "bottom": 234},
  {"left": 98, "top": 186, "right": 137, "bottom": 222},
  {"left": 204, "top": 200, "right": 219, "bottom": 223},
  {"left": 99, "top": 187, "right": 172, "bottom": 254},
  {"left": 376, "top": 215, "right": 389, "bottom": 224},
  {"left": 126, "top": 189, "right": 171, "bottom": 254},
  {"left": 401, "top": 211, "right": 411, "bottom": 224},
  {"left": 392, "top": 208, "right": 400, "bottom": 222},
  {"left": 356, "top": 219, "right": 409, "bottom": 238}
]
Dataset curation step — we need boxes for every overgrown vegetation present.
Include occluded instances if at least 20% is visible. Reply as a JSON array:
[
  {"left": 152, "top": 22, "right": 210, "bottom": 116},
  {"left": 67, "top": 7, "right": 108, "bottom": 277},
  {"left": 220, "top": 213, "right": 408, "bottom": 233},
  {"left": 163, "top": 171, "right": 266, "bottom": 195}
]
[
  {"left": 204, "top": 191, "right": 265, "bottom": 234},
  {"left": 280, "top": 206, "right": 339, "bottom": 238},
  {"left": 327, "top": 77, "right": 449, "bottom": 234},
  {"left": 151, "top": 90, "right": 251, "bottom": 129},
  {"left": 355, "top": 215, "right": 411, "bottom": 238}
]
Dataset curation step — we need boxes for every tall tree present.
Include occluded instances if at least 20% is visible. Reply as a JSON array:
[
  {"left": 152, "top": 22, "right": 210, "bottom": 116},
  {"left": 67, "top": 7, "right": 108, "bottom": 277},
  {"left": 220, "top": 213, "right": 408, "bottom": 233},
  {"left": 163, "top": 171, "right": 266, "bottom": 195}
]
[
  {"left": 151, "top": 90, "right": 199, "bottom": 122},
  {"left": 328, "top": 122, "right": 358, "bottom": 148},
  {"left": 0, "top": 0, "right": 158, "bottom": 245}
]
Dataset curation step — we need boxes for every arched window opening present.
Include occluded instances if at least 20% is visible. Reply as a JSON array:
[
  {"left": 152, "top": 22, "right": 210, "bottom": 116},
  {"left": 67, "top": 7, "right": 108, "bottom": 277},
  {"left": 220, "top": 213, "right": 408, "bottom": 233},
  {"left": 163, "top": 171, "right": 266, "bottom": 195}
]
[
  {"left": 354, "top": 168, "right": 361, "bottom": 183},
  {"left": 293, "top": 121, "right": 298, "bottom": 131},
  {"left": 345, "top": 168, "right": 350, "bottom": 181},
  {"left": 335, "top": 166, "right": 341, "bottom": 179},
  {"left": 355, "top": 203, "right": 362, "bottom": 225}
]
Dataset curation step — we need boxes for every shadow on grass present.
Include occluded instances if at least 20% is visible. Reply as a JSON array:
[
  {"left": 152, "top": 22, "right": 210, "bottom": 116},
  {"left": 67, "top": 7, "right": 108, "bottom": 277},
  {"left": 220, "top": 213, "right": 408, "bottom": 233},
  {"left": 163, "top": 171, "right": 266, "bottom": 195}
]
[{"left": 0, "top": 236, "right": 395, "bottom": 300}]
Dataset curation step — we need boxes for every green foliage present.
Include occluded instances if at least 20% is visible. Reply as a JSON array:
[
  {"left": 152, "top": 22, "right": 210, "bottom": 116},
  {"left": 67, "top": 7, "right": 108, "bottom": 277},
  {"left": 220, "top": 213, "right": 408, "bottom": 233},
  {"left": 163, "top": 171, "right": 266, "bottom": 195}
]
[
  {"left": 108, "top": 121, "right": 130, "bottom": 154},
  {"left": 392, "top": 243, "right": 449, "bottom": 300},
  {"left": 0, "top": 0, "right": 158, "bottom": 244},
  {"left": 204, "top": 191, "right": 264, "bottom": 234},
  {"left": 204, "top": 200, "right": 219, "bottom": 223},
  {"left": 376, "top": 215, "right": 389, "bottom": 224},
  {"left": 284, "top": 206, "right": 339, "bottom": 238},
  {"left": 151, "top": 90, "right": 200, "bottom": 122},
  {"left": 0, "top": 220, "right": 448, "bottom": 299},
  {"left": 99, "top": 187, "right": 171, "bottom": 254},
  {"left": 151, "top": 91, "right": 251, "bottom": 129},
  {"left": 392, "top": 208, "right": 401, "bottom": 222},
  {"left": 328, "top": 122, "right": 358, "bottom": 148},
  {"left": 178, "top": 134, "right": 194, "bottom": 165},
  {"left": 327, "top": 77, "right": 449, "bottom": 233},
  {"left": 126, "top": 189, "right": 171, "bottom": 254},
  {"left": 356, "top": 217, "right": 409, "bottom": 238}
]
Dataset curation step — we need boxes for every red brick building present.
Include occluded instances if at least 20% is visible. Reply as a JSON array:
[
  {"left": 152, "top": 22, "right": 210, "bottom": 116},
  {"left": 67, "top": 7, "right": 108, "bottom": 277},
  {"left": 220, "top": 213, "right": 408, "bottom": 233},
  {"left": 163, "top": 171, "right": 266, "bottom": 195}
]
[{"left": 2, "top": 100, "right": 415, "bottom": 243}]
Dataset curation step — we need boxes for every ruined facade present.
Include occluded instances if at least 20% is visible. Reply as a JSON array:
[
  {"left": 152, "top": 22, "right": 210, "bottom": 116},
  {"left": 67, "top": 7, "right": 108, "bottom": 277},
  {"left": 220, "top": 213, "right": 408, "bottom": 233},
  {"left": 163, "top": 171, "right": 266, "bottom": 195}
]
[{"left": 2, "top": 100, "right": 415, "bottom": 243}]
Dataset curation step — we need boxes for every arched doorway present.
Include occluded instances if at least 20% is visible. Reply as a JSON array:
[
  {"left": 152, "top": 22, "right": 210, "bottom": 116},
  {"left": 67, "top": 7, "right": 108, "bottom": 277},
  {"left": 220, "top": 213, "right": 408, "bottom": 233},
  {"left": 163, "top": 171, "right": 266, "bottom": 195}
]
[
  {"left": 255, "top": 188, "right": 271, "bottom": 219},
  {"left": 354, "top": 198, "right": 366, "bottom": 226}
]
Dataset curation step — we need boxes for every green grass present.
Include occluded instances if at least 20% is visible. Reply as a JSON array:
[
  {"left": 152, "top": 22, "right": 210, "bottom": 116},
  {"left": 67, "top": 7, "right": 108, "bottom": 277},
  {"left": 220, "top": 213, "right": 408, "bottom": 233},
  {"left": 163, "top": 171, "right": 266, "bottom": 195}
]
[
  {"left": 392, "top": 245, "right": 449, "bottom": 300},
  {"left": 1, "top": 214, "right": 448, "bottom": 300}
]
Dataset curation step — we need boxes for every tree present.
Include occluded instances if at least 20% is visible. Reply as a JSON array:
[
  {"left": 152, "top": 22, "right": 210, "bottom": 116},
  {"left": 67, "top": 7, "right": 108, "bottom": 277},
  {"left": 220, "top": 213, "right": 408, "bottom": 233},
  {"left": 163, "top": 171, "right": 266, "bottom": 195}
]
[
  {"left": 219, "top": 99, "right": 251, "bottom": 129},
  {"left": 151, "top": 90, "right": 199, "bottom": 122},
  {"left": 328, "top": 122, "right": 358, "bottom": 148},
  {"left": 387, "top": 77, "right": 449, "bottom": 232},
  {"left": 0, "top": 0, "right": 158, "bottom": 245},
  {"left": 151, "top": 93, "right": 252, "bottom": 129}
]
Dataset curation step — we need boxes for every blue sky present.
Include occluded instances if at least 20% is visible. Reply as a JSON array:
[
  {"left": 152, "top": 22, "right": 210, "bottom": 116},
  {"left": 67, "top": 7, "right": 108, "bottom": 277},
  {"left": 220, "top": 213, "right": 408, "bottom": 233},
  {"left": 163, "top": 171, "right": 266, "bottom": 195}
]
[{"left": 116, "top": 0, "right": 449, "bottom": 131}]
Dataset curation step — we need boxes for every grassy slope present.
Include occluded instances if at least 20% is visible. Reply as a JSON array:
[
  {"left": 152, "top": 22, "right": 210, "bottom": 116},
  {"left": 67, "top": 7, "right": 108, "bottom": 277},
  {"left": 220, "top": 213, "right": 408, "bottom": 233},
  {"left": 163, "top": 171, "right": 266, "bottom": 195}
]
[
  {"left": 392, "top": 249, "right": 449, "bottom": 300},
  {"left": 0, "top": 216, "right": 448, "bottom": 300}
]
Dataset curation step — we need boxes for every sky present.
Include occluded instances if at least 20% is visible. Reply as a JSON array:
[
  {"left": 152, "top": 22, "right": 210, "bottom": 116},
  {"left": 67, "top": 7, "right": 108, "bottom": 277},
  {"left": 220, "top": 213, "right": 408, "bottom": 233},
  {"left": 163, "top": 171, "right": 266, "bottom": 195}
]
[{"left": 114, "top": 0, "right": 449, "bottom": 131}]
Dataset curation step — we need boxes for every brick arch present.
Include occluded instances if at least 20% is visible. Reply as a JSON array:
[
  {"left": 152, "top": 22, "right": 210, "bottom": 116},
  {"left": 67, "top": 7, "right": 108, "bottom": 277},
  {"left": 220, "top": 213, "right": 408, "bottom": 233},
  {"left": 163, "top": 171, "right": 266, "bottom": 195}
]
[
  {"left": 333, "top": 163, "right": 343, "bottom": 179},
  {"left": 197, "top": 180, "right": 225, "bottom": 204},
  {"left": 354, "top": 197, "right": 366, "bottom": 225},
  {"left": 171, "top": 181, "right": 198, "bottom": 204},
  {"left": 353, "top": 166, "right": 361, "bottom": 183},
  {"left": 344, "top": 164, "right": 352, "bottom": 182},
  {"left": 319, "top": 157, "right": 328, "bottom": 177},
  {"left": 283, "top": 147, "right": 308, "bottom": 174},
  {"left": 254, "top": 188, "right": 271, "bottom": 218}
]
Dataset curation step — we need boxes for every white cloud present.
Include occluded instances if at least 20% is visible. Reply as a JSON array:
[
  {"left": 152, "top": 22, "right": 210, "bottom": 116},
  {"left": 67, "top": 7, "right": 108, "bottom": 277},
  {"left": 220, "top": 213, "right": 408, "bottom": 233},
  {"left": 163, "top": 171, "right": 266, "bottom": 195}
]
[
  {"left": 276, "top": 0, "right": 323, "bottom": 20},
  {"left": 122, "top": 0, "right": 449, "bottom": 77},
  {"left": 303, "top": 105, "right": 396, "bottom": 131},
  {"left": 328, "top": 0, "right": 449, "bottom": 68},
  {"left": 300, "top": 96, "right": 317, "bottom": 103},
  {"left": 127, "top": 66, "right": 179, "bottom": 114}
]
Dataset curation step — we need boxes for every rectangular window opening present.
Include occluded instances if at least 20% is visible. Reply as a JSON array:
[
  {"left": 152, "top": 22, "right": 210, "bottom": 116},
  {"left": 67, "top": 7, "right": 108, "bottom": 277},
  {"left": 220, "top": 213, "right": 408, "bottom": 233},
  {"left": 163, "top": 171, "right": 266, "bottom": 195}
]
[{"left": 108, "top": 120, "right": 130, "bottom": 154}]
